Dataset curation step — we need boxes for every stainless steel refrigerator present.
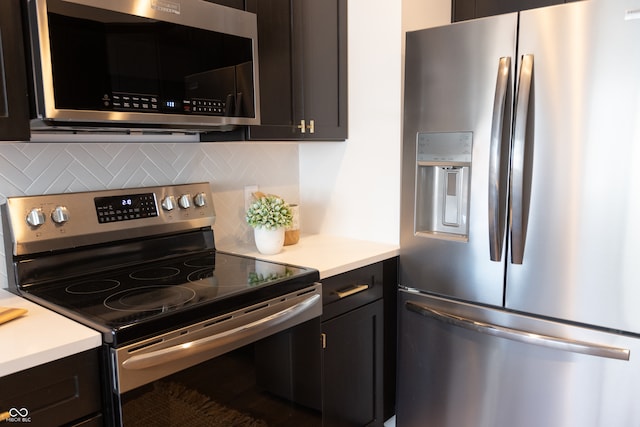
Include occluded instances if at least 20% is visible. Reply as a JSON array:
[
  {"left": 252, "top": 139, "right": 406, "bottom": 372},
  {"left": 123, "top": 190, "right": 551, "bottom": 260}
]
[{"left": 398, "top": 1, "right": 640, "bottom": 426}]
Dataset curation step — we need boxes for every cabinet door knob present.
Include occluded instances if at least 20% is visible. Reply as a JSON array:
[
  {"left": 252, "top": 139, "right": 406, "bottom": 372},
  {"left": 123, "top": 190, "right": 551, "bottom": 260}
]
[
  {"left": 307, "top": 119, "right": 315, "bottom": 134},
  {"left": 297, "top": 119, "right": 306, "bottom": 133}
]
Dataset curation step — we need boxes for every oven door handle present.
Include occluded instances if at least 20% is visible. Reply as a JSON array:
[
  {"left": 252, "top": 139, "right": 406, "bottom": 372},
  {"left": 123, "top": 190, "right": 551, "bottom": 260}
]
[{"left": 122, "top": 293, "right": 321, "bottom": 370}]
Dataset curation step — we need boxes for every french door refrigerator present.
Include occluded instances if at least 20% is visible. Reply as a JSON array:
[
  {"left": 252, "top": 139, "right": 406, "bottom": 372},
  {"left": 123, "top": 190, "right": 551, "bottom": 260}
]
[{"left": 398, "top": 1, "right": 640, "bottom": 426}]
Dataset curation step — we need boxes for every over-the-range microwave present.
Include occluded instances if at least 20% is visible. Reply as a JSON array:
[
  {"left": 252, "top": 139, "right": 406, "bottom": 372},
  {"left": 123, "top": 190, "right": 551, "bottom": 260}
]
[{"left": 23, "top": 0, "right": 260, "bottom": 132}]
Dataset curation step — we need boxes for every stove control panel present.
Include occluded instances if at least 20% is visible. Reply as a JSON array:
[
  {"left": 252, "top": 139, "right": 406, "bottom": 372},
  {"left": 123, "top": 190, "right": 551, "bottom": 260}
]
[
  {"left": 95, "top": 192, "right": 158, "bottom": 224},
  {"left": 2, "top": 182, "right": 216, "bottom": 256}
]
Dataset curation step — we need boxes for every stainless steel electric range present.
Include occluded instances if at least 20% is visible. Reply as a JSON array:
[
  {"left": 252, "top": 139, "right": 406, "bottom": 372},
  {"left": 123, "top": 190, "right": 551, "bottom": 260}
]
[{"left": 2, "top": 182, "right": 322, "bottom": 426}]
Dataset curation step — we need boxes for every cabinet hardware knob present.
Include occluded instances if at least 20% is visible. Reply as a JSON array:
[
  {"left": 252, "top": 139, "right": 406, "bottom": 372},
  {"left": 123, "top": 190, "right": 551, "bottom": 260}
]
[
  {"left": 307, "top": 119, "right": 315, "bottom": 134},
  {"left": 297, "top": 119, "right": 306, "bottom": 133}
]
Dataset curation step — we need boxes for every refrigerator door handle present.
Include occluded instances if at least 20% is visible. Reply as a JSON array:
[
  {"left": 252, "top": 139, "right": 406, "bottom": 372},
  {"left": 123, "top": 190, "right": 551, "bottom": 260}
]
[
  {"left": 406, "top": 300, "right": 630, "bottom": 361},
  {"left": 488, "top": 56, "right": 512, "bottom": 262},
  {"left": 511, "top": 54, "right": 534, "bottom": 264}
]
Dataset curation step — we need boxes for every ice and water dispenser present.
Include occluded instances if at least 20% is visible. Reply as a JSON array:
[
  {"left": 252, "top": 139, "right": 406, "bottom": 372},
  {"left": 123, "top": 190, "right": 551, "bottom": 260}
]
[{"left": 414, "top": 132, "right": 472, "bottom": 241}]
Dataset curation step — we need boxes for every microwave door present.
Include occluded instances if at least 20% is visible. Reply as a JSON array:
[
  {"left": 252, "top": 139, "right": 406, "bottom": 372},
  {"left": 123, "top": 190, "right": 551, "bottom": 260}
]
[{"left": 28, "top": 0, "right": 260, "bottom": 130}]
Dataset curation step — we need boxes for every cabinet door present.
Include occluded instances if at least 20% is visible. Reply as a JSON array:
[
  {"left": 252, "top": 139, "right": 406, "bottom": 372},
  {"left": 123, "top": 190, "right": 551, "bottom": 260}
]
[
  {"left": 246, "top": 0, "right": 347, "bottom": 141},
  {"left": 245, "top": 0, "right": 300, "bottom": 140},
  {"left": 0, "top": 0, "right": 30, "bottom": 141},
  {"left": 322, "top": 299, "right": 384, "bottom": 427},
  {"left": 298, "top": 0, "right": 348, "bottom": 140}
]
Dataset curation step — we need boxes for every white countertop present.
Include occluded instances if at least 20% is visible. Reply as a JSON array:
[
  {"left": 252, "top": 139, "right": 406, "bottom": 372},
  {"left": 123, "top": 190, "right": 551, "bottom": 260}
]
[
  {"left": 0, "top": 289, "right": 102, "bottom": 377},
  {"left": 219, "top": 233, "right": 399, "bottom": 279}
]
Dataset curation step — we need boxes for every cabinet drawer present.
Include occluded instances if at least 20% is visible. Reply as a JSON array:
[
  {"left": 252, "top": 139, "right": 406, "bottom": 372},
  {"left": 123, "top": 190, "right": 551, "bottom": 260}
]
[
  {"left": 0, "top": 348, "right": 102, "bottom": 427},
  {"left": 322, "top": 262, "right": 384, "bottom": 321}
]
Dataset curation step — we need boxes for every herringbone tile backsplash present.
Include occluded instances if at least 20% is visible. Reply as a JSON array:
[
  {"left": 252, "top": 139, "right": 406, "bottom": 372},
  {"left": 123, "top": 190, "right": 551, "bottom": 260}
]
[{"left": 0, "top": 141, "right": 300, "bottom": 287}]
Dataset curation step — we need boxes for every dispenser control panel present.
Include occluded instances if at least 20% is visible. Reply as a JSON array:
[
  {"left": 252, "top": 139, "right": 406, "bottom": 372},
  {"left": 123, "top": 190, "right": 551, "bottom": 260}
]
[{"left": 417, "top": 132, "right": 472, "bottom": 164}]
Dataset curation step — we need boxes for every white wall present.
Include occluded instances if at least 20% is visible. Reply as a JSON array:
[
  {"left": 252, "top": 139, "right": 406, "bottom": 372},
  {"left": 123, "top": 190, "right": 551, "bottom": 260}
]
[
  {"left": 298, "top": 0, "right": 450, "bottom": 245},
  {"left": 299, "top": 0, "right": 403, "bottom": 245},
  {"left": 403, "top": 0, "right": 451, "bottom": 33}
]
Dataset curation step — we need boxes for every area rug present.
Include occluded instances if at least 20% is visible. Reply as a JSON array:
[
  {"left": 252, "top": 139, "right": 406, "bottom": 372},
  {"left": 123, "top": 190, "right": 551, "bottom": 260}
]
[{"left": 122, "top": 381, "right": 268, "bottom": 427}]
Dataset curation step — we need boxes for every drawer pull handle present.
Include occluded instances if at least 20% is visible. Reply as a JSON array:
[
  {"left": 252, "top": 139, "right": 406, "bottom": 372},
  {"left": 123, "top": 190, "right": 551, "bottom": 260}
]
[{"left": 335, "top": 284, "right": 369, "bottom": 299}]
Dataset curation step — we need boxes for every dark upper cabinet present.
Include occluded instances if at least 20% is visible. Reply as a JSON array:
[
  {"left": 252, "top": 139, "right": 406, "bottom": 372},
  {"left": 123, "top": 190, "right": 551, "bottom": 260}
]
[
  {"left": 0, "top": 0, "right": 30, "bottom": 141},
  {"left": 246, "top": 0, "right": 347, "bottom": 141},
  {"left": 453, "top": 0, "right": 580, "bottom": 21}
]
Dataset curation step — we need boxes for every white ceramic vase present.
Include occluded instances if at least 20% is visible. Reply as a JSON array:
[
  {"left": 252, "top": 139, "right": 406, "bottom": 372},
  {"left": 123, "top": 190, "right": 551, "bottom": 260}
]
[{"left": 253, "top": 226, "right": 285, "bottom": 255}]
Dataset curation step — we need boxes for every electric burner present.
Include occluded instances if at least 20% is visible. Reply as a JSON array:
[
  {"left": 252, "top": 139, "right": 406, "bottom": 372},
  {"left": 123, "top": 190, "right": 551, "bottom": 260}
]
[
  {"left": 129, "top": 267, "right": 181, "bottom": 281},
  {"left": 66, "top": 279, "right": 121, "bottom": 295},
  {"left": 105, "top": 286, "right": 197, "bottom": 312}
]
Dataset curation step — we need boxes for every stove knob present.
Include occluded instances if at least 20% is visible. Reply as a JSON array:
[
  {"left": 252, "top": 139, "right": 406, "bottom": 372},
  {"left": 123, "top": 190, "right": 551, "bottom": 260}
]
[
  {"left": 194, "top": 192, "right": 207, "bottom": 207},
  {"left": 51, "top": 206, "right": 70, "bottom": 224},
  {"left": 161, "top": 195, "right": 176, "bottom": 211},
  {"left": 26, "top": 208, "right": 46, "bottom": 227},
  {"left": 178, "top": 194, "right": 192, "bottom": 209}
]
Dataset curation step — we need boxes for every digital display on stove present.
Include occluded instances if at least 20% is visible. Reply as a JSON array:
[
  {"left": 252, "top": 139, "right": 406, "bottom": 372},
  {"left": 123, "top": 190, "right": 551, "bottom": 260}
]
[{"left": 95, "top": 193, "right": 158, "bottom": 223}]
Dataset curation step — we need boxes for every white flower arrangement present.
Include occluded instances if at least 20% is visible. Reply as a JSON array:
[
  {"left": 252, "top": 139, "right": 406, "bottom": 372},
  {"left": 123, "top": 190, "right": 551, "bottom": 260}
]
[{"left": 245, "top": 195, "right": 293, "bottom": 231}]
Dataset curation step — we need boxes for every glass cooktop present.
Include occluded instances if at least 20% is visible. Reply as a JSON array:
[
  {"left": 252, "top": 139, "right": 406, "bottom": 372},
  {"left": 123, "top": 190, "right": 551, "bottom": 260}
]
[{"left": 21, "top": 251, "right": 318, "bottom": 345}]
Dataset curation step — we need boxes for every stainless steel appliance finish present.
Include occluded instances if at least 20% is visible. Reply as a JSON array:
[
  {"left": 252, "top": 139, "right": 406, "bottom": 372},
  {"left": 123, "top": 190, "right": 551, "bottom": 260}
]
[
  {"left": 26, "top": 0, "right": 260, "bottom": 131},
  {"left": 397, "top": 291, "right": 640, "bottom": 427},
  {"left": 401, "top": 13, "right": 518, "bottom": 307},
  {"left": 398, "top": 1, "right": 640, "bottom": 425},
  {"left": 2, "top": 182, "right": 322, "bottom": 426},
  {"left": 2, "top": 182, "right": 216, "bottom": 256},
  {"left": 115, "top": 286, "right": 320, "bottom": 393}
]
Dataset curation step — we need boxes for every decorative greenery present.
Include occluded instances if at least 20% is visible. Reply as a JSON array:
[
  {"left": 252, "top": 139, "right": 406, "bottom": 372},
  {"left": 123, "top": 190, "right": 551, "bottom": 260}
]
[{"left": 245, "top": 195, "right": 293, "bottom": 230}]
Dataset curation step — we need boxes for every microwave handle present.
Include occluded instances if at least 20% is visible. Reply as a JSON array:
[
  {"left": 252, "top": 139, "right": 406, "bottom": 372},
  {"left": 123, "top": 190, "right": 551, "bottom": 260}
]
[{"left": 122, "top": 293, "right": 320, "bottom": 370}]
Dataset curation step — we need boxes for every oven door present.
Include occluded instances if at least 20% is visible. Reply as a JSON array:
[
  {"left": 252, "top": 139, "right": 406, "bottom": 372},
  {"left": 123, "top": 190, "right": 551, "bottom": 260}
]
[{"left": 112, "top": 285, "right": 322, "bottom": 426}]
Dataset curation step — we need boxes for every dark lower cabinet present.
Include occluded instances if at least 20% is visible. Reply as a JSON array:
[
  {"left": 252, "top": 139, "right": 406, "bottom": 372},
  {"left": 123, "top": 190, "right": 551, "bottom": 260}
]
[
  {"left": 321, "top": 257, "right": 398, "bottom": 427},
  {"left": 0, "top": 348, "right": 103, "bottom": 427},
  {"left": 323, "top": 299, "right": 384, "bottom": 427},
  {"left": 453, "top": 0, "right": 581, "bottom": 21}
]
